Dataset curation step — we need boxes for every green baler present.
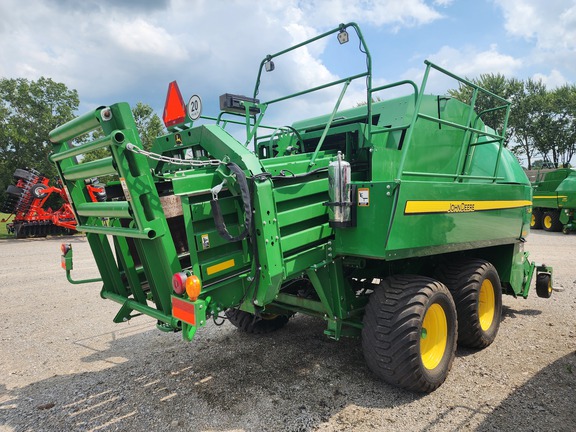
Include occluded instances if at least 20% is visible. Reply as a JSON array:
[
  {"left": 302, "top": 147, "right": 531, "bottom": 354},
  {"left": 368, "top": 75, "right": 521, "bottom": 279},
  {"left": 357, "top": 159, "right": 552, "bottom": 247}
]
[
  {"left": 529, "top": 168, "right": 576, "bottom": 233},
  {"left": 50, "top": 23, "right": 552, "bottom": 392}
]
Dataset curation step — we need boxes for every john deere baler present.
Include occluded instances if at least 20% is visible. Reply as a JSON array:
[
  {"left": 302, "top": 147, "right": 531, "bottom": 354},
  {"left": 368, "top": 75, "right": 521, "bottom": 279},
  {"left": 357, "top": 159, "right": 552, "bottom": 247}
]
[{"left": 50, "top": 23, "right": 552, "bottom": 392}]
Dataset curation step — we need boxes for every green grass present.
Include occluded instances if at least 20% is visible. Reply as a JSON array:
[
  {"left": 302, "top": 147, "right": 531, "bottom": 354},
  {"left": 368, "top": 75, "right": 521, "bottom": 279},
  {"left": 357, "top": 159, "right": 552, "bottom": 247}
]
[{"left": 0, "top": 212, "right": 13, "bottom": 239}]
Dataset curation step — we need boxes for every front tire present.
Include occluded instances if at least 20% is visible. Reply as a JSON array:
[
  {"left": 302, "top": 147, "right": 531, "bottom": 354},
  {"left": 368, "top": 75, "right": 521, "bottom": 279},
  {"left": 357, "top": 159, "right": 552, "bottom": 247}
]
[
  {"left": 362, "top": 275, "right": 457, "bottom": 393},
  {"left": 437, "top": 259, "right": 502, "bottom": 349}
]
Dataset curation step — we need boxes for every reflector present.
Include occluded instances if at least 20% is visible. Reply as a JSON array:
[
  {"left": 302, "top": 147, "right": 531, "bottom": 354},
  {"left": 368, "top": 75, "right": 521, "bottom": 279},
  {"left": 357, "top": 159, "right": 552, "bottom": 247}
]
[
  {"left": 172, "top": 272, "right": 188, "bottom": 295},
  {"left": 162, "top": 81, "right": 186, "bottom": 127}
]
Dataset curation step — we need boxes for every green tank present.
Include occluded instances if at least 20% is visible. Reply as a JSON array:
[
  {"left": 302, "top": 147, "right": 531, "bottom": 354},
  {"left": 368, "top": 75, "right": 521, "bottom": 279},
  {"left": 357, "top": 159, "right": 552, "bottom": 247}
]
[
  {"left": 50, "top": 23, "right": 552, "bottom": 393},
  {"left": 529, "top": 168, "right": 576, "bottom": 233}
]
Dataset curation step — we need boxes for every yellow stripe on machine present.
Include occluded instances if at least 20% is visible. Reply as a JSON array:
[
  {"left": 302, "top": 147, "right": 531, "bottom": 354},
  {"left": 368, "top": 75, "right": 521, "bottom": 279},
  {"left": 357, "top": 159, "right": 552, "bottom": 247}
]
[
  {"left": 533, "top": 195, "right": 568, "bottom": 199},
  {"left": 206, "top": 258, "right": 235, "bottom": 275},
  {"left": 404, "top": 200, "right": 532, "bottom": 215}
]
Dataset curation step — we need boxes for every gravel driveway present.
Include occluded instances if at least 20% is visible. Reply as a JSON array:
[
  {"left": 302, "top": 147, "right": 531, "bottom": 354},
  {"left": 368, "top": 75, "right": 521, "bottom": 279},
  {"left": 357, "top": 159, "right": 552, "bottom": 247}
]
[{"left": 0, "top": 231, "right": 574, "bottom": 431}]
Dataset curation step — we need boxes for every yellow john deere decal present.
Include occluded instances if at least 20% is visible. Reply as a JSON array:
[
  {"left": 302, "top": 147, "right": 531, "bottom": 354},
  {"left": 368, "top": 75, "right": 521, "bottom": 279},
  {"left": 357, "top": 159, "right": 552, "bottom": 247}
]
[
  {"left": 404, "top": 200, "right": 532, "bottom": 215},
  {"left": 206, "top": 259, "right": 235, "bottom": 275}
]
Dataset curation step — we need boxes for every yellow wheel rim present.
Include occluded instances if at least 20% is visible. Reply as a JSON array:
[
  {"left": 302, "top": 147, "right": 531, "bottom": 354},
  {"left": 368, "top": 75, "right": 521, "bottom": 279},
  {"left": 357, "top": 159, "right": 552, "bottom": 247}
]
[
  {"left": 478, "top": 279, "right": 495, "bottom": 331},
  {"left": 530, "top": 214, "right": 535, "bottom": 227},
  {"left": 543, "top": 215, "right": 552, "bottom": 229},
  {"left": 420, "top": 303, "right": 447, "bottom": 370}
]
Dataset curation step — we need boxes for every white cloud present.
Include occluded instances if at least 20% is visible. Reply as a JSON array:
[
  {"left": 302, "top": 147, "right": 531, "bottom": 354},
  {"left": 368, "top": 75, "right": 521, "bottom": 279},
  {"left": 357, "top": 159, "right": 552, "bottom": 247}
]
[
  {"left": 532, "top": 69, "right": 567, "bottom": 88},
  {"left": 493, "top": 0, "right": 576, "bottom": 76},
  {"left": 433, "top": 44, "right": 522, "bottom": 77},
  {"left": 400, "top": 44, "right": 523, "bottom": 94},
  {"left": 110, "top": 19, "right": 188, "bottom": 59},
  {"left": 299, "top": 0, "right": 445, "bottom": 29},
  {"left": 494, "top": 0, "right": 576, "bottom": 49},
  {"left": 0, "top": 0, "right": 453, "bottom": 122}
]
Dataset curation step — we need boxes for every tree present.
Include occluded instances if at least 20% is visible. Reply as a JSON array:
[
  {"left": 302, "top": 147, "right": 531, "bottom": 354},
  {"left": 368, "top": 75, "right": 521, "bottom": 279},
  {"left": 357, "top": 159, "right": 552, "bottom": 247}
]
[
  {"left": 132, "top": 102, "right": 164, "bottom": 151},
  {"left": 82, "top": 102, "right": 165, "bottom": 165},
  {"left": 548, "top": 84, "right": 576, "bottom": 167},
  {"left": 448, "top": 75, "right": 576, "bottom": 170},
  {"left": 447, "top": 73, "right": 522, "bottom": 146},
  {"left": 507, "top": 79, "right": 547, "bottom": 170},
  {"left": 0, "top": 77, "right": 79, "bottom": 206}
]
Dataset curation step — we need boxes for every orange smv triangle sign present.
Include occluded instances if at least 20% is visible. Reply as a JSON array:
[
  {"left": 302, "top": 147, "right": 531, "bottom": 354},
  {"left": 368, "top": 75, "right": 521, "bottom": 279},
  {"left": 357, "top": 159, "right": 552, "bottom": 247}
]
[{"left": 162, "top": 81, "right": 186, "bottom": 127}]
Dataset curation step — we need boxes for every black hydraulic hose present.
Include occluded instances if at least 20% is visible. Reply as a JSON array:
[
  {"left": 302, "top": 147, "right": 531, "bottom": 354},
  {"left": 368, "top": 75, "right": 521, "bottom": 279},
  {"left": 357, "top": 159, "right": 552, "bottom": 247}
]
[{"left": 210, "top": 163, "right": 253, "bottom": 242}]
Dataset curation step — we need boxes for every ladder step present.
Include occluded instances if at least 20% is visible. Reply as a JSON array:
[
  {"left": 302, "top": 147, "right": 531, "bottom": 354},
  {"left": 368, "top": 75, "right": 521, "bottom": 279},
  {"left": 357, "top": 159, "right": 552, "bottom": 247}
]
[
  {"left": 76, "top": 201, "right": 131, "bottom": 219},
  {"left": 62, "top": 157, "right": 115, "bottom": 180}
]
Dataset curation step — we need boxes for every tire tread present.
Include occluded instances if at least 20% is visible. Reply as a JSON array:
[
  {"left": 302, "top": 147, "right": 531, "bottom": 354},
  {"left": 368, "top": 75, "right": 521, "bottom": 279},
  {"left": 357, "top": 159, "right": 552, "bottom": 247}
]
[{"left": 362, "top": 275, "right": 457, "bottom": 393}]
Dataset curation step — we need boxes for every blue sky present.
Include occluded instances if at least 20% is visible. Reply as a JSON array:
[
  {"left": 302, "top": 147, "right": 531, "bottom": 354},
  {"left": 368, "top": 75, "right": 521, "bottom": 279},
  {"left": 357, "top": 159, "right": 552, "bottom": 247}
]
[{"left": 1, "top": 0, "right": 574, "bottom": 128}]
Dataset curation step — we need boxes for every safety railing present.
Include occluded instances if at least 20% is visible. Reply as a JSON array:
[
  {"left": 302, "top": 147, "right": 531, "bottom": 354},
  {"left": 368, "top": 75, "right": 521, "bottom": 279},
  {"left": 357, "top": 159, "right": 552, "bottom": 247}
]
[
  {"left": 396, "top": 61, "right": 511, "bottom": 182},
  {"left": 243, "top": 23, "right": 373, "bottom": 157}
]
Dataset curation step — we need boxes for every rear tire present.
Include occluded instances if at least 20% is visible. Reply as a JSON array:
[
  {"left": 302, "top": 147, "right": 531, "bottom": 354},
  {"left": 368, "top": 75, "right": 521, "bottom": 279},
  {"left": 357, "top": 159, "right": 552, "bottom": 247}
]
[
  {"left": 530, "top": 208, "right": 543, "bottom": 229},
  {"left": 437, "top": 259, "right": 502, "bottom": 349},
  {"left": 362, "top": 275, "right": 457, "bottom": 393},
  {"left": 225, "top": 309, "right": 290, "bottom": 334},
  {"left": 543, "top": 210, "right": 563, "bottom": 232}
]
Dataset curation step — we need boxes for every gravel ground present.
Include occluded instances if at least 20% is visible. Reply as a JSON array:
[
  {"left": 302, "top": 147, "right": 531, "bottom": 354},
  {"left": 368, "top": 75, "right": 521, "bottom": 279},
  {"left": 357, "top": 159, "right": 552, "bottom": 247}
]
[{"left": 0, "top": 231, "right": 575, "bottom": 432}]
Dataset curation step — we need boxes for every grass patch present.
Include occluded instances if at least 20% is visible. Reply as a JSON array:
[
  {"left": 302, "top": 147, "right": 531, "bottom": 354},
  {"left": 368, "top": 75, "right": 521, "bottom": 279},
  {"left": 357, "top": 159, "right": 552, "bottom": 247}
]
[{"left": 0, "top": 212, "right": 13, "bottom": 239}]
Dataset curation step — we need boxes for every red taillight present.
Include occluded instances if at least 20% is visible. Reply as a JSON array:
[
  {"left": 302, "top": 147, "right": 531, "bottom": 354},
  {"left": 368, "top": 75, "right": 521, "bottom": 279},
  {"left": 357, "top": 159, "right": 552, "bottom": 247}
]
[
  {"left": 162, "top": 81, "right": 186, "bottom": 127},
  {"left": 61, "top": 243, "right": 71, "bottom": 255},
  {"left": 172, "top": 272, "right": 188, "bottom": 295}
]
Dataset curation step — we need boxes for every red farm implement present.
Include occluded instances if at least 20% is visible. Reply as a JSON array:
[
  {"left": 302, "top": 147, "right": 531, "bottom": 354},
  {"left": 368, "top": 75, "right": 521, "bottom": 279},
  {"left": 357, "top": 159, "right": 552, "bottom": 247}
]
[{"left": 1, "top": 168, "right": 105, "bottom": 238}]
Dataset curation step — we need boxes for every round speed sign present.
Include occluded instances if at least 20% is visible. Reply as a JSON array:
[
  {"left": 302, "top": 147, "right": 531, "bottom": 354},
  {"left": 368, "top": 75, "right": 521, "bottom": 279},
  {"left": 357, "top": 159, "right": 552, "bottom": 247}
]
[{"left": 187, "top": 95, "right": 202, "bottom": 120}]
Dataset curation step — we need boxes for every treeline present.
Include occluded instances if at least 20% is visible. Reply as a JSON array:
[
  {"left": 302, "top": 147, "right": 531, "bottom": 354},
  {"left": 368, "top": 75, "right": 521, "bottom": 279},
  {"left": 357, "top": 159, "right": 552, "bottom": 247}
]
[
  {"left": 0, "top": 77, "right": 163, "bottom": 207},
  {"left": 448, "top": 74, "right": 576, "bottom": 169}
]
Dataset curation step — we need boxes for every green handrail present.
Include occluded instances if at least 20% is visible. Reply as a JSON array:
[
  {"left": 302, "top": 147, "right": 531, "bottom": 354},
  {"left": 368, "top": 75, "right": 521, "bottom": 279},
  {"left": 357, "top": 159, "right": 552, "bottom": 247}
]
[
  {"left": 309, "top": 80, "right": 351, "bottom": 167},
  {"left": 396, "top": 60, "right": 511, "bottom": 182},
  {"left": 250, "top": 22, "right": 373, "bottom": 147}
]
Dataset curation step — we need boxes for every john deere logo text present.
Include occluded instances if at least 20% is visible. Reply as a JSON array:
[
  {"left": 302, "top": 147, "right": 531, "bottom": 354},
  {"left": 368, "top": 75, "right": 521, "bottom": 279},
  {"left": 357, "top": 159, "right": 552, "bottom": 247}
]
[
  {"left": 448, "top": 202, "right": 475, "bottom": 213},
  {"left": 404, "top": 199, "right": 532, "bottom": 215}
]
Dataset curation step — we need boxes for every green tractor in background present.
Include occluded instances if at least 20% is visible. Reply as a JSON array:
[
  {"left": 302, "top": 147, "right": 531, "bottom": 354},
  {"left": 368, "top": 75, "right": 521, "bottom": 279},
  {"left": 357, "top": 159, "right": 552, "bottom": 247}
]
[{"left": 528, "top": 168, "right": 576, "bottom": 234}]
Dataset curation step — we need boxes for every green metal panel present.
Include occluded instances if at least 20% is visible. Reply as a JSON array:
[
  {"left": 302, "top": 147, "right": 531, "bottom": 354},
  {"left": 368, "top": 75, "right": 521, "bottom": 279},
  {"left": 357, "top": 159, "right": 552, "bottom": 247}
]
[
  {"left": 334, "top": 182, "right": 396, "bottom": 258},
  {"left": 384, "top": 181, "right": 531, "bottom": 259}
]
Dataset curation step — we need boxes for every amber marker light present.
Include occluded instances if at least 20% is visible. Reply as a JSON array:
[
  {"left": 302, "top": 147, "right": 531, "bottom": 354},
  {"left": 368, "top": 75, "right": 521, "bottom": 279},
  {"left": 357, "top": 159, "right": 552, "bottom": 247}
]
[{"left": 185, "top": 275, "right": 202, "bottom": 301}]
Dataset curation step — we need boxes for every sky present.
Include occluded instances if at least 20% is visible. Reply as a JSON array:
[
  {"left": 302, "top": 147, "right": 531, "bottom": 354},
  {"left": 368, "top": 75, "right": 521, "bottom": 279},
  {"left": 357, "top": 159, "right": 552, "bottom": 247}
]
[{"left": 1, "top": 0, "right": 575, "bottom": 130}]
